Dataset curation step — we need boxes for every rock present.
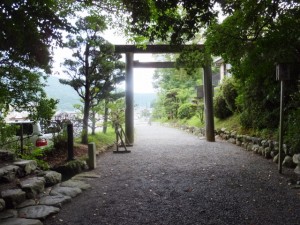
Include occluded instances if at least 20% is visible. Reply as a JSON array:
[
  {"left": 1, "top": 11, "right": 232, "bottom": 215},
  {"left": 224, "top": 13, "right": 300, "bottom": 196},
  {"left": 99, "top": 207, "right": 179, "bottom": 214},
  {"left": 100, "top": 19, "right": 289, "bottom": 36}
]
[
  {"left": 50, "top": 186, "right": 82, "bottom": 198},
  {"left": 268, "top": 140, "right": 274, "bottom": 149},
  {"left": 13, "top": 160, "right": 37, "bottom": 176},
  {"left": 1, "top": 189, "right": 26, "bottom": 208},
  {"left": 251, "top": 137, "right": 260, "bottom": 145},
  {"left": 293, "top": 154, "right": 300, "bottom": 164},
  {"left": 228, "top": 138, "right": 236, "bottom": 144},
  {"left": 43, "top": 171, "right": 62, "bottom": 186},
  {"left": 17, "top": 199, "right": 36, "bottom": 209},
  {"left": 294, "top": 165, "right": 300, "bottom": 175},
  {"left": 252, "top": 144, "right": 259, "bottom": 154},
  {"left": 230, "top": 131, "right": 237, "bottom": 138},
  {"left": 61, "top": 179, "right": 91, "bottom": 190},
  {"left": 246, "top": 143, "right": 253, "bottom": 151},
  {"left": 236, "top": 140, "right": 242, "bottom": 146},
  {"left": 0, "top": 150, "right": 15, "bottom": 161},
  {"left": 270, "top": 151, "right": 277, "bottom": 158},
  {"left": 0, "top": 198, "right": 5, "bottom": 212},
  {"left": 0, "top": 165, "right": 19, "bottom": 182},
  {"left": 0, "top": 218, "right": 42, "bottom": 225},
  {"left": 38, "top": 195, "right": 71, "bottom": 208},
  {"left": 0, "top": 209, "right": 18, "bottom": 220},
  {"left": 273, "top": 154, "right": 279, "bottom": 163},
  {"left": 282, "top": 156, "right": 295, "bottom": 168},
  {"left": 53, "top": 159, "right": 88, "bottom": 178},
  {"left": 264, "top": 147, "right": 272, "bottom": 159},
  {"left": 261, "top": 140, "right": 268, "bottom": 148},
  {"left": 20, "top": 177, "right": 45, "bottom": 199},
  {"left": 18, "top": 205, "right": 60, "bottom": 220}
]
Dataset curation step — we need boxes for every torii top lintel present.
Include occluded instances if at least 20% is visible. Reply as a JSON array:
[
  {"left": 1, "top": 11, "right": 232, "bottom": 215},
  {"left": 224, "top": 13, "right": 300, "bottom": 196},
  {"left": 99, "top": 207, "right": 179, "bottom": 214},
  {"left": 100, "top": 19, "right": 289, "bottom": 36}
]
[{"left": 114, "top": 44, "right": 204, "bottom": 54}]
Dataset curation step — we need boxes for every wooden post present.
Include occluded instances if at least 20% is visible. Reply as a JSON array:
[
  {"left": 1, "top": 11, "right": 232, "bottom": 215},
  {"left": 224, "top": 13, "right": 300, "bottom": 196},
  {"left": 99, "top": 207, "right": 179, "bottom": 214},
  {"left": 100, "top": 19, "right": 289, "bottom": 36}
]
[
  {"left": 203, "top": 65, "right": 215, "bottom": 142},
  {"left": 88, "top": 142, "right": 96, "bottom": 169},
  {"left": 278, "top": 80, "right": 285, "bottom": 173},
  {"left": 20, "top": 124, "right": 24, "bottom": 154},
  {"left": 125, "top": 52, "right": 134, "bottom": 144},
  {"left": 67, "top": 123, "right": 74, "bottom": 161}
]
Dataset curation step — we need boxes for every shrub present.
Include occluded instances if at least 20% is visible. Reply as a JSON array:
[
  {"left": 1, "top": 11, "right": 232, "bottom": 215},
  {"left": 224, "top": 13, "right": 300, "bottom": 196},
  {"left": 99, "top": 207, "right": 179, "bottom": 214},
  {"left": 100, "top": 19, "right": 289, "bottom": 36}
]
[
  {"left": 221, "top": 77, "right": 238, "bottom": 112},
  {"left": 285, "top": 108, "right": 300, "bottom": 154},
  {"left": 177, "top": 103, "right": 195, "bottom": 119},
  {"left": 214, "top": 93, "right": 233, "bottom": 119}
]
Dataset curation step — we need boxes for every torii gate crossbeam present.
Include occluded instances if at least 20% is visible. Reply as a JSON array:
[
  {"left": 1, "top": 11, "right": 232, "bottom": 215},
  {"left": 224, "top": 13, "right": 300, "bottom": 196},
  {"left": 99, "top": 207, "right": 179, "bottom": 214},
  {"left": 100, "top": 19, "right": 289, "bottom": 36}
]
[{"left": 115, "top": 45, "right": 215, "bottom": 144}]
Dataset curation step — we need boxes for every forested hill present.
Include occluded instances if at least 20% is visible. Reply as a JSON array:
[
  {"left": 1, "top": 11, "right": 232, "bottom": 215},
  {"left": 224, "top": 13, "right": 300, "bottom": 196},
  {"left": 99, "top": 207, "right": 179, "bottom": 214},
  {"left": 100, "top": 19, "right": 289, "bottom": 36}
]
[
  {"left": 44, "top": 76, "right": 157, "bottom": 111},
  {"left": 134, "top": 93, "right": 157, "bottom": 108},
  {"left": 44, "top": 76, "right": 80, "bottom": 111}
]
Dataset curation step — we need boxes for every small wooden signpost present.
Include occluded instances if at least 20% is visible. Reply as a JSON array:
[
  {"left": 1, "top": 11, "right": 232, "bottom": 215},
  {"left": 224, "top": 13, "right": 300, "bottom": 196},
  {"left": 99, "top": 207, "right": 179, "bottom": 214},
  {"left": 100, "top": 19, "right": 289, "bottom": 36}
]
[{"left": 114, "top": 123, "right": 131, "bottom": 153}]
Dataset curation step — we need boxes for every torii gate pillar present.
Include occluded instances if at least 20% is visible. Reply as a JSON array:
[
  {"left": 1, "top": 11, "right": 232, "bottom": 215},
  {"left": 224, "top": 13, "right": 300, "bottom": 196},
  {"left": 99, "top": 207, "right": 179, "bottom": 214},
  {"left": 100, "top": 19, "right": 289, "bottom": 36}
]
[
  {"left": 203, "top": 65, "right": 215, "bottom": 142},
  {"left": 125, "top": 53, "right": 134, "bottom": 144}
]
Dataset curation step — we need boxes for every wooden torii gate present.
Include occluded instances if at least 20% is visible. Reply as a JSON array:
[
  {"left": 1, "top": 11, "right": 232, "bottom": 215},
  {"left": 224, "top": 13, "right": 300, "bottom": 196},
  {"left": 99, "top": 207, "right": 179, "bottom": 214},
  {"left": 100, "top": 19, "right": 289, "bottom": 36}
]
[{"left": 114, "top": 45, "right": 215, "bottom": 144}]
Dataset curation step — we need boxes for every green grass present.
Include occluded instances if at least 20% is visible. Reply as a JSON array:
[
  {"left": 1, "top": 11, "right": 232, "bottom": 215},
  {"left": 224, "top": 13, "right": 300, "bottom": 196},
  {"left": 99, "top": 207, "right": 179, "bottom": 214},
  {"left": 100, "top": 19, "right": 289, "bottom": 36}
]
[
  {"left": 214, "top": 113, "right": 241, "bottom": 131},
  {"left": 215, "top": 113, "right": 278, "bottom": 139},
  {"left": 186, "top": 116, "right": 204, "bottom": 127},
  {"left": 87, "top": 128, "right": 116, "bottom": 149}
]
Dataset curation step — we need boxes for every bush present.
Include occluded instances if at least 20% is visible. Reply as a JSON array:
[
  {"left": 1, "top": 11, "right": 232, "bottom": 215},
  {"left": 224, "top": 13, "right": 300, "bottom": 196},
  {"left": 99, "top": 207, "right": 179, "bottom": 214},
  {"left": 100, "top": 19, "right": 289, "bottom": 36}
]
[
  {"left": 221, "top": 78, "right": 238, "bottom": 112},
  {"left": 285, "top": 108, "right": 300, "bottom": 154},
  {"left": 214, "top": 93, "right": 233, "bottom": 119},
  {"left": 177, "top": 103, "right": 196, "bottom": 119}
]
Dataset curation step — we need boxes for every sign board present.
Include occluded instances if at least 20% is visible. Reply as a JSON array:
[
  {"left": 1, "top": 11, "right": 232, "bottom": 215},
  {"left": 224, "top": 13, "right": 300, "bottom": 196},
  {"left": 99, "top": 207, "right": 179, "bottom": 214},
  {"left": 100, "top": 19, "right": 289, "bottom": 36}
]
[{"left": 276, "top": 63, "right": 300, "bottom": 81}]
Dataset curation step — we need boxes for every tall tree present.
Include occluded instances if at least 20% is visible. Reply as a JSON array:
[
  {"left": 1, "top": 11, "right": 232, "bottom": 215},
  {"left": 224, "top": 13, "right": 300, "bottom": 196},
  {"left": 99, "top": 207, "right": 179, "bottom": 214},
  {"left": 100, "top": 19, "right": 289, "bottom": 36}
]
[
  {"left": 60, "top": 15, "right": 125, "bottom": 144},
  {"left": 0, "top": 0, "right": 71, "bottom": 121},
  {"left": 0, "top": 0, "right": 70, "bottom": 69}
]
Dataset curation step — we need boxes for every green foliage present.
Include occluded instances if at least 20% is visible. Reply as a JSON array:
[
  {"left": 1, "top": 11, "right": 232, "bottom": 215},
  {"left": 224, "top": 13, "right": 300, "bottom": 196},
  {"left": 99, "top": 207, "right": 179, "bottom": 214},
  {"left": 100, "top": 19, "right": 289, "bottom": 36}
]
[
  {"left": 234, "top": 68, "right": 281, "bottom": 130},
  {"left": 221, "top": 78, "right": 238, "bottom": 112},
  {"left": 186, "top": 115, "right": 204, "bottom": 127},
  {"left": 108, "top": 98, "right": 125, "bottom": 127},
  {"left": 177, "top": 103, "right": 195, "bottom": 119},
  {"left": 20, "top": 148, "right": 50, "bottom": 170},
  {"left": 0, "top": 1, "right": 70, "bottom": 70},
  {"left": 215, "top": 114, "right": 240, "bottom": 131},
  {"left": 0, "top": 68, "right": 57, "bottom": 120},
  {"left": 0, "top": 121, "right": 17, "bottom": 146},
  {"left": 61, "top": 15, "right": 125, "bottom": 144},
  {"left": 88, "top": 128, "right": 115, "bottom": 149},
  {"left": 176, "top": 46, "right": 212, "bottom": 74},
  {"left": 28, "top": 97, "right": 58, "bottom": 124},
  {"left": 53, "top": 131, "right": 68, "bottom": 150},
  {"left": 123, "top": 0, "right": 217, "bottom": 43},
  {"left": 284, "top": 103, "right": 300, "bottom": 154},
  {"left": 214, "top": 93, "right": 232, "bottom": 120},
  {"left": 213, "top": 77, "right": 237, "bottom": 120}
]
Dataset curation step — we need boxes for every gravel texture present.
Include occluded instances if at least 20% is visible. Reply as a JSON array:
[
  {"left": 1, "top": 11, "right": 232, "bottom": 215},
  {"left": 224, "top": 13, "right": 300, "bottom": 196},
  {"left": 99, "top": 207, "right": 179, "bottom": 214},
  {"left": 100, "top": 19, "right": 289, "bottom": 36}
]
[{"left": 44, "top": 122, "right": 300, "bottom": 225}]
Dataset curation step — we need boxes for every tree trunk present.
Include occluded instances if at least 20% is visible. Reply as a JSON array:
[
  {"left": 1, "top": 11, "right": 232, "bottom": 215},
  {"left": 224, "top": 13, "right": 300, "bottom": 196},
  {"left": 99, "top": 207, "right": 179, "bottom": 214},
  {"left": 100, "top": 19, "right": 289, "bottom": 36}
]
[
  {"left": 82, "top": 99, "right": 90, "bottom": 144},
  {"left": 102, "top": 99, "right": 109, "bottom": 134},
  {"left": 91, "top": 110, "right": 96, "bottom": 135},
  {"left": 81, "top": 43, "right": 90, "bottom": 145}
]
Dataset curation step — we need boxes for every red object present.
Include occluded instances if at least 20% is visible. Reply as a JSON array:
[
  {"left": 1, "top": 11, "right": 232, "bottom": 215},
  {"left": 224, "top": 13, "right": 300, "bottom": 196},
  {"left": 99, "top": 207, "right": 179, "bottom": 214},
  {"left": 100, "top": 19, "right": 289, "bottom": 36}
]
[{"left": 36, "top": 138, "right": 48, "bottom": 147}]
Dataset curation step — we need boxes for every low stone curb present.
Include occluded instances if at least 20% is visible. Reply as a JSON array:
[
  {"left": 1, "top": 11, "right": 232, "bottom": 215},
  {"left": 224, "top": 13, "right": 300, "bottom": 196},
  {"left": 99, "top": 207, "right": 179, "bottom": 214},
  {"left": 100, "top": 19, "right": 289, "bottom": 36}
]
[{"left": 0, "top": 172, "right": 96, "bottom": 225}]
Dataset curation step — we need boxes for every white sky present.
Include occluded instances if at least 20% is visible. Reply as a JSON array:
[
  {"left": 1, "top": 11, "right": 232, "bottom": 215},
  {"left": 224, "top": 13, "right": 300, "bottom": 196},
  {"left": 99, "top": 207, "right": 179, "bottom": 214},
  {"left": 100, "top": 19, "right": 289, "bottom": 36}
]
[{"left": 53, "top": 29, "right": 156, "bottom": 93}]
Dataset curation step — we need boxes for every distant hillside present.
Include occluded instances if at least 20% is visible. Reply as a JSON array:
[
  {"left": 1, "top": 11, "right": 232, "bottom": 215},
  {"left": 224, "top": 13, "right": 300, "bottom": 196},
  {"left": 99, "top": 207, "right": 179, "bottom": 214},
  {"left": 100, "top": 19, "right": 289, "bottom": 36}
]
[
  {"left": 134, "top": 93, "right": 157, "bottom": 108},
  {"left": 44, "top": 76, "right": 156, "bottom": 111},
  {"left": 44, "top": 76, "right": 81, "bottom": 111}
]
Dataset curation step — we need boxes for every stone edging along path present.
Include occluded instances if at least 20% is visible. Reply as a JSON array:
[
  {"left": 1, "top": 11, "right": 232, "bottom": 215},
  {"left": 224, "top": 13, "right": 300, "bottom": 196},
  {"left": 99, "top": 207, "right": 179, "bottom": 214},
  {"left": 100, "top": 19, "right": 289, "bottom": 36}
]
[{"left": 0, "top": 164, "right": 99, "bottom": 225}]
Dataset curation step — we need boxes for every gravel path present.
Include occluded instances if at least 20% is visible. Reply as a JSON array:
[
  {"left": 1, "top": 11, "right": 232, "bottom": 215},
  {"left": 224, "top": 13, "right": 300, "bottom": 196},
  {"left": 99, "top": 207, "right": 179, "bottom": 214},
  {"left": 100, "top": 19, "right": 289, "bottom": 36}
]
[{"left": 44, "top": 122, "right": 300, "bottom": 225}]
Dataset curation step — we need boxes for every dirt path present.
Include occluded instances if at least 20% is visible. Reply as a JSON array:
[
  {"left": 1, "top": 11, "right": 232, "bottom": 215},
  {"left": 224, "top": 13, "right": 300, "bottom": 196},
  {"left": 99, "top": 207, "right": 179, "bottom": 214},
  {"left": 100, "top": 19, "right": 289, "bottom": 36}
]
[{"left": 44, "top": 122, "right": 300, "bottom": 225}]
